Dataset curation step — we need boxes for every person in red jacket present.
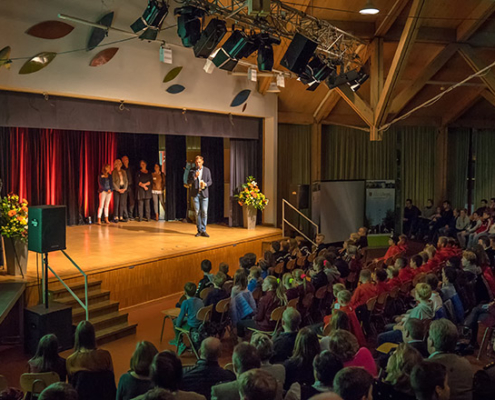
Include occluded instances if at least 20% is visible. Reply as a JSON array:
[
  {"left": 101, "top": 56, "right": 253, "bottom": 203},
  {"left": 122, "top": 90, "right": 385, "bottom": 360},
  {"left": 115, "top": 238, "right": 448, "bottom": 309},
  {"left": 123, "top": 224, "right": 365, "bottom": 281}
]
[
  {"left": 373, "top": 268, "right": 389, "bottom": 296},
  {"left": 386, "top": 266, "right": 402, "bottom": 289},
  {"left": 423, "top": 245, "right": 439, "bottom": 272},
  {"left": 396, "top": 257, "right": 413, "bottom": 282},
  {"left": 409, "top": 254, "right": 424, "bottom": 276},
  {"left": 351, "top": 270, "right": 377, "bottom": 309},
  {"left": 378, "top": 236, "right": 400, "bottom": 262}
]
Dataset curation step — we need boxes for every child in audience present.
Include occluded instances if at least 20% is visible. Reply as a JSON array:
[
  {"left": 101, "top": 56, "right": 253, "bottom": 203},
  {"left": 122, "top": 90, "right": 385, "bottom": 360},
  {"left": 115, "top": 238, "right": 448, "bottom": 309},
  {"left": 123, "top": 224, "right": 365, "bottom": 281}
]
[
  {"left": 28, "top": 334, "right": 67, "bottom": 382},
  {"left": 425, "top": 274, "right": 443, "bottom": 312},
  {"left": 347, "top": 246, "right": 362, "bottom": 288},
  {"left": 397, "top": 257, "right": 414, "bottom": 282},
  {"left": 423, "top": 245, "right": 439, "bottom": 272},
  {"left": 387, "top": 266, "right": 402, "bottom": 289},
  {"left": 196, "top": 259, "right": 213, "bottom": 297},
  {"left": 247, "top": 266, "right": 263, "bottom": 293},
  {"left": 172, "top": 282, "right": 203, "bottom": 355},
  {"left": 379, "top": 235, "right": 406, "bottom": 262},
  {"left": 350, "top": 270, "right": 376, "bottom": 309},
  {"left": 296, "top": 235, "right": 311, "bottom": 256},
  {"left": 323, "top": 258, "right": 341, "bottom": 285},
  {"left": 310, "top": 256, "right": 329, "bottom": 290},
  {"left": 258, "top": 259, "right": 270, "bottom": 279},
  {"left": 440, "top": 266, "right": 457, "bottom": 301},
  {"left": 219, "top": 262, "right": 232, "bottom": 281},
  {"left": 374, "top": 268, "right": 389, "bottom": 296},
  {"left": 231, "top": 269, "right": 257, "bottom": 327},
  {"left": 204, "top": 271, "right": 229, "bottom": 322},
  {"left": 333, "top": 283, "right": 346, "bottom": 299},
  {"left": 313, "top": 233, "right": 327, "bottom": 254},
  {"left": 409, "top": 254, "right": 423, "bottom": 276},
  {"left": 282, "top": 273, "right": 299, "bottom": 300}
]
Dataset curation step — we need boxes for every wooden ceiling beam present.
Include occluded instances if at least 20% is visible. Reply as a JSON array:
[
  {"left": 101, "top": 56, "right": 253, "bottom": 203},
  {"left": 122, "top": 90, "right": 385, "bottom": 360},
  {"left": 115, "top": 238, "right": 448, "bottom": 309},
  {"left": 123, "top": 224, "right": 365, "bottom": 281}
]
[
  {"left": 313, "top": 90, "right": 340, "bottom": 124},
  {"left": 375, "top": 0, "right": 410, "bottom": 37},
  {"left": 374, "top": 0, "right": 427, "bottom": 127},
  {"left": 458, "top": 44, "right": 495, "bottom": 95},
  {"left": 335, "top": 85, "right": 374, "bottom": 126},
  {"left": 389, "top": 43, "right": 458, "bottom": 116},
  {"left": 480, "top": 90, "right": 495, "bottom": 108},
  {"left": 278, "top": 111, "right": 315, "bottom": 125},
  {"left": 441, "top": 87, "right": 484, "bottom": 127},
  {"left": 370, "top": 38, "right": 384, "bottom": 110},
  {"left": 457, "top": 0, "right": 495, "bottom": 42}
]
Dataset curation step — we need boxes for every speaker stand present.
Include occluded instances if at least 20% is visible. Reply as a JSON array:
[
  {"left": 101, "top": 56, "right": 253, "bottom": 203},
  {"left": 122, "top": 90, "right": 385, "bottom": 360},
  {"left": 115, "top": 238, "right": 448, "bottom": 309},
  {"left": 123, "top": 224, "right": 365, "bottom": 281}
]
[{"left": 42, "top": 252, "right": 49, "bottom": 309}]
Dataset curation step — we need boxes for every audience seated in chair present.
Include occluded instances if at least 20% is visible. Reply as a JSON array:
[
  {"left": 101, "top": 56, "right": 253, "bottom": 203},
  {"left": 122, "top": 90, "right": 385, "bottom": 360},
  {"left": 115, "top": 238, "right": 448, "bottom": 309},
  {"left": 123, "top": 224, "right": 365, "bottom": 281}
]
[
  {"left": 204, "top": 272, "right": 229, "bottom": 323},
  {"left": 181, "top": 338, "right": 235, "bottom": 400},
  {"left": 196, "top": 260, "right": 214, "bottom": 297},
  {"left": 117, "top": 341, "right": 158, "bottom": 400},
  {"left": 28, "top": 334, "right": 67, "bottom": 382},
  {"left": 427, "top": 319, "right": 473, "bottom": 400},
  {"left": 271, "top": 307, "right": 301, "bottom": 363},
  {"left": 247, "top": 267, "right": 263, "bottom": 293},
  {"left": 66, "top": 321, "right": 113, "bottom": 382},
  {"left": 39, "top": 382, "right": 78, "bottom": 400},
  {"left": 373, "top": 269, "right": 389, "bottom": 296},
  {"left": 230, "top": 269, "right": 257, "bottom": 328},
  {"left": 334, "top": 367, "right": 373, "bottom": 400},
  {"left": 250, "top": 333, "right": 285, "bottom": 386},
  {"left": 411, "top": 361, "right": 450, "bottom": 400},
  {"left": 133, "top": 351, "right": 205, "bottom": 400},
  {"left": 396, "top": 257, "right": 413, "bottom": 283},
  {"left": 219, "top": 263, "right": 232, "bottom": 281},
  {"left": 402, "top": 318, "right": 429, "bottom": 358},
  {"left": 238, "top": 369, "right": 277, "bottom": 400},
  {"left": 310, "top": 257, "right": 329, "bottom": 291}
]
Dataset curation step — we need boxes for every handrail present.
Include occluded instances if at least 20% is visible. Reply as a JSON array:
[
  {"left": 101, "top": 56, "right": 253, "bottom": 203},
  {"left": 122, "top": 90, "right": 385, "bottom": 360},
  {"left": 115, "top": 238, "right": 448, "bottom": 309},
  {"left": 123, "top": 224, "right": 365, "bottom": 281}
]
[
  {"left": 41, "top": 251, "right": 89, "bottom": 321},
  {"left": 282, "top": 199, "right": 319, "bottom": 246}
]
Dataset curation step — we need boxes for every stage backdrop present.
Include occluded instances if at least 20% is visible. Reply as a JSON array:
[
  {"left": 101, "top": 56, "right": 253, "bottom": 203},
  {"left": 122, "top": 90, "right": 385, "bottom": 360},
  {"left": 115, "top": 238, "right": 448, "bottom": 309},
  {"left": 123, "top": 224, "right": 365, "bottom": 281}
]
[{"left": 0, "top": 127, "right": 117, "bottom": 225}]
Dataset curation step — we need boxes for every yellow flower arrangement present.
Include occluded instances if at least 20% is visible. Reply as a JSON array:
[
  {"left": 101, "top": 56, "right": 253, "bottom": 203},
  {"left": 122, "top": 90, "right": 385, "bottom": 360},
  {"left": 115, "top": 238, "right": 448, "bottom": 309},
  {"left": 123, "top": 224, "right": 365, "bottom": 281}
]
[
  {"left": 1, "top": 194, "right": 29, "bottom": 242},
  {"left": 234, "top": 176, "right": 269, "bottom": 211}
]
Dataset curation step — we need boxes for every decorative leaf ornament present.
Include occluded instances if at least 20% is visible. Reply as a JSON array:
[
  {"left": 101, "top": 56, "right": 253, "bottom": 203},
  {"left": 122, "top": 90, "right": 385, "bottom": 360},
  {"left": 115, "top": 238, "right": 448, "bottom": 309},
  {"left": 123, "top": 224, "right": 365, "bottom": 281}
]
[
  {"left": 0, "top": 46, "right": 12, "bottom": 69},
  {"left": 166, "top": 84, "right": 185, "bottom": 94},
  {"left": 87, "top": 12, "right": 114, "bottom": 51},
  {"left": 26, "top": 21, "right": 74, "bottom": 39},
  {"left": 89, "top": 47, "right": 119, "bottom": 66},
  {"left": 19, "top": 52, "right": 57, "bottom": 74},
  {"left": 231, "top": 89, "right": 251, "bottom": 107},
  {"left": 163, "top": 66, "right": 183, "bottom": 82},
  {"left": 242, "top": 103, "right": 247, "bottom": 112}
]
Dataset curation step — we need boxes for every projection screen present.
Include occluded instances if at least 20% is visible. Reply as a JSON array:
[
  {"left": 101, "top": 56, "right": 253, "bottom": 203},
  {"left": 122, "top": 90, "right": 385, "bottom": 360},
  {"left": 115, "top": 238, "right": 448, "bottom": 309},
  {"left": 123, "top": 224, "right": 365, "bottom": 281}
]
[{"left": 320, "top": 180, "right": 365, "bottom": 243}]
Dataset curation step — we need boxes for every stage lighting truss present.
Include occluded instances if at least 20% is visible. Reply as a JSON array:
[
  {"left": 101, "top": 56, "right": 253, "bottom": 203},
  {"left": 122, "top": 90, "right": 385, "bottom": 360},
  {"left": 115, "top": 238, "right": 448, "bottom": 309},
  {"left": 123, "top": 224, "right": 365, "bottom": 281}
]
[{"left": 180, "top": 0, "right": 365, "bottom": 68}]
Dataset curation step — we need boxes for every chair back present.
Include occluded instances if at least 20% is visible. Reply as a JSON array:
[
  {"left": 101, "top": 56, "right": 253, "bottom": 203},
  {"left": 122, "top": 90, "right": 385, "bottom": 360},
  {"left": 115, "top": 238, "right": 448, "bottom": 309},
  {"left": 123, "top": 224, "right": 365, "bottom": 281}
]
[
  {"left": 400, "top": 281, "right": 412, "bottom": 295},
  {"left": 376, "top": 291, "right": 389, "bottom": 305},
  {"left": 385, "top": 257, "right": 394, "bottom": 266},
  {"left": 223, "top": 280, "right": 233, "bottom": 294},
  {"left": 377, "top": 259, "right": 385, "bottom": 269},
  {"left": 274, "top": 262, "right": 284, "bottom": 275},
  {"left": 196, "top": 304, "right": 213, "bottom": 323},
  {"left": 315, "top": 285, "right": 328, "bottom": 300},
  {"left": 270, "top": 306, "right": 287, "bottom": 333},
  {"left": 287, "top": 298, "right": 298, "bottom": 309},
  {"left": 200, "top": 286, "right": 213, "bottom": 300},
  {"left": 296, "top": 256, "right": 306, "bottom": 267},
  {"left": 413, "top": 272, "right": 426, "bottom": 287},
  {"left": 322, "top": 323, "right": 332, "bottom": 337},
  {"left": 367, "top": 260, "right": 379, "bottom": 272},
  {"left": 366, "top": 296, "right": 377, "bottom": 312},
  {"left": 71, "top": 370, "right": 116, "bottom": 400},
  {"left": 302, "top": 292, "right": 314, "bottom": 309},
  {"left": 215, "top": 298, "right": 230, "bottom": 314},
  {"left": 286, "top": 259, "right": 296, "bottom": 271},
  {"left": 224, "top": 363, "right": 234, "bottom": 372},
  {"left": 308, "top": 253, "right": 316, "bottom": 263},
  {"left": 20, "top": 372, "right": 60, "bottom": 397},
  {"left": 252, "top": 286, "right": 263, "bottom": 302},
  {"left": 388, "top": 286, "right": 400, "bottom": 299},
  {"left": 393, "top": 251, "right": 406, "bottom": 261},
  {"left": 177, "top": 294, "right": 187, "bottom": 306}
]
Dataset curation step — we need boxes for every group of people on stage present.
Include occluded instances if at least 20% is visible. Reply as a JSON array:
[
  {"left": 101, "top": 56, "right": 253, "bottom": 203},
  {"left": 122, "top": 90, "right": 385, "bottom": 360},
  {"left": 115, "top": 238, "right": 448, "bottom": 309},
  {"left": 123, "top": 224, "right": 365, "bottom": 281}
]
[
  {"left": 97, "top": 156, "right": 165, "bottom": 225},
  {"left": 97, "top": 155, "right": 213, "bottom": 237}
]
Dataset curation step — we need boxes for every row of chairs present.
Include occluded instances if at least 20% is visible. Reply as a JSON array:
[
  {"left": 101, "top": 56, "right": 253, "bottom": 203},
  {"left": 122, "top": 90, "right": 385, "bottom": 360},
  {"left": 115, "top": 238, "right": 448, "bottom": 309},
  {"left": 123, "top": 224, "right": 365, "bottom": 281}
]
[{"left": 0, "top": 371, "right": 60, "bottom": 399}]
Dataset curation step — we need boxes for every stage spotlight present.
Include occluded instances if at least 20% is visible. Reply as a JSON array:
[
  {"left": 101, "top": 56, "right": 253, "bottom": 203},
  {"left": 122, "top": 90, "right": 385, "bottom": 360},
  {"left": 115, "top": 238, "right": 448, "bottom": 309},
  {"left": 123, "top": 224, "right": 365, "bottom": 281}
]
[
  {"left": 281, "top": 32, "right": 318, "bottom": 74},
  {"left": 298, "top": 56, "right": 334, "bottom": 91},
  {"left": 257, "top": 34, "right": 281, "bottom": 72},
  {"left": 348, "top": 70, "right": 369, "bottom": 92},
  {"left": 326, "top": 69, "right": 360, "bottom": 90},
  {"left": 193, "top": 18, "right": 227, "bottom": 59},
  {"left": 212, "top": 30, "right": 255, "bottom": 71},
  {"left": 175, "top": 6, "right": 205, "bottom": 47},
  {"left": 130, "top": 0, "right": 169, "bottom": 41}
]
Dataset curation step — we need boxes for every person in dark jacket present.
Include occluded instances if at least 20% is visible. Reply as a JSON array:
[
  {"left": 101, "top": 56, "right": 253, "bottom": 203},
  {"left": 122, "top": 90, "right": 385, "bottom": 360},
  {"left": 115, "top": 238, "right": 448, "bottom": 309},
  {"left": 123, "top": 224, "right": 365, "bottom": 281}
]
[
  {"left": 204, "top": 272, "right": 229, "bottom": 323},
  {"left": 182, "top": 338, "right": 235, "bottom": 400},
  {"left": 28, "top": 334, "right": 67, "bottom": 382},
  {"left": 136, "top": 160, "right": 152, "bottom": 222},
  {"left": 196, "top": 259, "right": 214, "bottom": 297},
  {"left": 271, "top": 307, "right": 301, "bottom": 363},
  {"left": 310, "top": 256, "right": 329, "bottom": 291},
  {"left": 121, "top": 156, "right": 136, "bottom": 220},
  {"left": 97, "top": 164, "right": 113, "bottom": 225}
]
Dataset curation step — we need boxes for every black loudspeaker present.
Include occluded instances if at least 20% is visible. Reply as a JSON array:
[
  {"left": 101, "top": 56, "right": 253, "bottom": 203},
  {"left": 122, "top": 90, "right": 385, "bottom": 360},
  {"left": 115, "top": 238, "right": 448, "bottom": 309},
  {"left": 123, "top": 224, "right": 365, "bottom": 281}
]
[
  {"left": 24, "top": 303, "right": 73, "bottom": 355},
  {"left": 290, "top": 184, "right": 310, "bottom": 209},
  {"left": 28, "top": 206, "right": 66, "bottom": 254},
  {"left": 193, "top": 18, "right": 227, "bottom": 58},
  {"left": 281, "top": 33, "right": 318, "bottom": 74}
]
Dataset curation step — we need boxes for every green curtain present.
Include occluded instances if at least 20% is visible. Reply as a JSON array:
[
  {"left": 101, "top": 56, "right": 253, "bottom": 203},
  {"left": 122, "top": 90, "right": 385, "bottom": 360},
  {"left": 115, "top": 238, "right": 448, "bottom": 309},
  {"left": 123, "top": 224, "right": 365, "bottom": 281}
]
[
  {"left": 474, "top": 129, "right": 495, "bottom": 206},
  {"left": 398, "top": 126, "right": 436, "bottom": 207},
  {"left": 447, "top": 128, "right": 469, "bottom": 209},
  {"left": 277, "top": 124, "right": 311, "bottom": 223},
  {"left": 321, "top": 125, "right": 396, "bottom": 180}
]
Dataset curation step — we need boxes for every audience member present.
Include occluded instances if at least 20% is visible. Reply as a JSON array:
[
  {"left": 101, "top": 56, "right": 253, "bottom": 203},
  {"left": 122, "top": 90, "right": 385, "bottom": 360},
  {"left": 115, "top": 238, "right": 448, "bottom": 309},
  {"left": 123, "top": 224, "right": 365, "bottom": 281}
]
[
  {"left": 458, "top": 212, "right": 481, "bottom": 248},
  {"left": 28, "top": 334, "right": 67, "bottom": 382},
  {"left": 298, "top": 351, "right": 343, "bottom": 400},
  {"left": 356, "top": 227, "right": 368, "bottom": 249},
  {"left": 426, "top": 274, "right": 443, "bottom": 313},
  {"left": 402, "top": 318, "right": 429, "bottom": 357},
  {"left": 117, "top": 341, "right": 158, "bottom": 400},
  {"left": 211, "top": 343, "right": 260, "bottom": 400},
  {"left": 427, "top": 319, "right": 473, "bottom": 400},
  {"left": 282, "top": 273, "right": 299, "bottom": 300},
  {"left": 311, "top": 257, "right": 329, "bottom": 291},
  {"left": 396, "top": 257, "right": 413, "bottom": 283},
  {"left": 350, "top": 270, "right": 376, "bottom": 309},
  {"left": 141, "top": 389, "right": 173, "bottom": 400},
  {"left": 250, "top": 334, "right": 285, "bottom": 385},
  {"left": 39, "top": 383, "right": 78, "bottom": 400},
  {"left": 409, "top": 255, "right": 423, "bottom": 276},
  {"left": 0, "top": 388, "right": 23, "bottom": 400},
  {"left": 238, "top": 369, "right": 277, "bottom": 400},
  {"left": 271, "top": 307, "right": 301, "bottom": 363},
  {"left": 283, "top": 327, "right": 320, "bottom": 390},
  {"left": 374, "top": 269, "right": 389, "bottom": 296},
  {"left": 334, "top": 367, "right": 373, "bottom": 400},
  {"left": 440, "top": 267, "right": 458, "bottom": 301},
  {"left": 247, "top": 267, "right": 263, "bottom": 293},
  {"left": 411, "top": 361, "right": 450, "bottom": 400},
  {"left": 196, "top": 260, "right": 213, "bottom": 297},
  {"left": 204, "top": 272, "right": 229, "bottom": 323},
  {"left": 133, "top": 351, "right": 205, "bottom": 400},
  {"left": 404, "top": 199, "right": 421, "bottom": 237},
  {"left": 323, "top": 259, "right": 341, "bottom": 285},
  {"left": 219, "top": 263, "right": 232, "bottom": 281},
  {"left": 271, "top": 241, "right": 286, "bottom": 264},
  {"left": 314, "top": 234, "right": 327, "bottom": 254},
  {"left": 230, "top": 270, "right": 256, "bottom": 327},
  {"left": 182, "top": 338, "right": 235, "bottom": 400},
  {"left": 386, "top": 266, "right": 401, "bottom": 289},
  {"left": 296, "top": 236, "right": 311, "bottom": 257},
  {"left": 66, "top": 321, "right": 113, "bottom": 380}
]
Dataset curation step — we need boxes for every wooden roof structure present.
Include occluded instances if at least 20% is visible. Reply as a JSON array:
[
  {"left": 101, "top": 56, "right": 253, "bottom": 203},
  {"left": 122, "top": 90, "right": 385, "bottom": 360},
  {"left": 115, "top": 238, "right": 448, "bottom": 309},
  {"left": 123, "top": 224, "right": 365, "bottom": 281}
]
[{"left": 271, "top": 0, "right": 495, "bottom": 134}]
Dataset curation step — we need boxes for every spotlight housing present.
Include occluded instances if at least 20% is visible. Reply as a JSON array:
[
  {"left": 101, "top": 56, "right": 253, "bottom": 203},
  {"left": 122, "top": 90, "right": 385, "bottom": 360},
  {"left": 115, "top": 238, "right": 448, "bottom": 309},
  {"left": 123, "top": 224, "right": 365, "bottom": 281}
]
[
  {"left": 175, "top": 6, "right": 205, "bottom": 47},
  {"left": 298, "top": 56, "right": 334, "bottom": 91},
  {"left": 193, "top": 18, "right": 227, "bottom": 58},
  {"left": 130, "top": 0, "right": 169, "bottom": 41},
  {"left": 326, "top": 69, "right": 360, "bottom": 90},
  {"left": 359, "top": 0, "right": 380, "bottom": 15},
  {"left": 212, "top": 30, "right": 255, "bottom": 71},
  {"left": 348, "top": 70, "right": 369, "bottom": 92},
  {"left": 257, "top": 34, "right": 281, "bottom": 72}
]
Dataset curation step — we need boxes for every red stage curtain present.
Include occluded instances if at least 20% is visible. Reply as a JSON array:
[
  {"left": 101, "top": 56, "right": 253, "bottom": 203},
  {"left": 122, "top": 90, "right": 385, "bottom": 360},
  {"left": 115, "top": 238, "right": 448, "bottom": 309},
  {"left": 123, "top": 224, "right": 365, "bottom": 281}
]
[{"left": 0, "top": 127, "right": 117, "bottom": 225}]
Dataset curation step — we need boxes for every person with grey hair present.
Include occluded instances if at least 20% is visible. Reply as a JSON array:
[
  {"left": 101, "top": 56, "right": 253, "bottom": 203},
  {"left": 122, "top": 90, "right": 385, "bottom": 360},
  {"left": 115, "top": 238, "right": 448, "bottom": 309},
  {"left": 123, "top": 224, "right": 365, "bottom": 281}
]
[
  {"left": 238, "top": 369, "right": 277, "bottom": 400},
  {"left": 39, "top": 383, "right": 78, "bottom": 400},
  {"left": 250, "top": 333, "right": 285, "bottom": 385},
  {"left": 182, "top": 338, "right": 235, "bottom": 400},
  {"left": 271, "top": 307, "right": 300, "bottom": 363},
  {"left": 427, "top": 319, "right": 473, "bottom": 400}
]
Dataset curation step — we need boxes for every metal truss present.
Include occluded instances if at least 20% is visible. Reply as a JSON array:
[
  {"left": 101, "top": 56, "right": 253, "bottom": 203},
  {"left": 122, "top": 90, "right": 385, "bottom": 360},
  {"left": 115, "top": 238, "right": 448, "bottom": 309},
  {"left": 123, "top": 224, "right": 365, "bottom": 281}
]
[{"left": 178, "top": 0, "right": 365, "bottom": 67}]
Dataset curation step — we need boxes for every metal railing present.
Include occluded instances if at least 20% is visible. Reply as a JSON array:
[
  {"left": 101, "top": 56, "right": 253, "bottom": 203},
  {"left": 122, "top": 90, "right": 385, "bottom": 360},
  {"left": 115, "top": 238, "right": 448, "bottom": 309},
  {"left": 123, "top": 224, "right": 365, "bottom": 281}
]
[
  {"left": 282, "top": 199, "right": 319, "bottom": 246},
  {"left": 41, "top": 250, "right": 89, "bottom": 321}
]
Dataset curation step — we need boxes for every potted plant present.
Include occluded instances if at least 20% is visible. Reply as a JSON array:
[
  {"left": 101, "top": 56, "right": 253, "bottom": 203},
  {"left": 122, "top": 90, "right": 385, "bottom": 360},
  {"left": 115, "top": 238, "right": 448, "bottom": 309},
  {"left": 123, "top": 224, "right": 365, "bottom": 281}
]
[
  {"left": 235, "top": 176, "right": 269, "bottom": 230},
  {"left": 0, "top": 194, "right": 28, "bottom": 277}
]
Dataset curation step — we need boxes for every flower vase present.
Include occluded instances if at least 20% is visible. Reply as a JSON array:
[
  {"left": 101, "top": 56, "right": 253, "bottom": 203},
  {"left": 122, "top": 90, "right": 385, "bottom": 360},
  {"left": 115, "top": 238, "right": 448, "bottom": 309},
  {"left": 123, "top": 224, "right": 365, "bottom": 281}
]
[
  {"left": 243, "top": 205, "right": 257, "bottom": 230},
  {"left": 3, "top": 237, "right": 28, "bottom": 277}
]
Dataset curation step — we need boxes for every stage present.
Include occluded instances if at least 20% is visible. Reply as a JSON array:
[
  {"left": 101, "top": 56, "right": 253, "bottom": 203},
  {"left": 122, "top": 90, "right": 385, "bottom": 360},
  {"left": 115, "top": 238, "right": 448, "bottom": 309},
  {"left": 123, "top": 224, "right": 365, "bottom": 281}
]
[{"left": 5, "top": 221, "right": 281, "bottom": 308}]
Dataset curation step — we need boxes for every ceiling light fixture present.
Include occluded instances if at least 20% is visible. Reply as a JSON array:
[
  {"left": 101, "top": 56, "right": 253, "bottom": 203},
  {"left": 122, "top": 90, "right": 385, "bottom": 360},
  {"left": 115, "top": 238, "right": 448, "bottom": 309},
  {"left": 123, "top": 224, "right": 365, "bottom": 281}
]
[
  {"left": 266, "top": 81, "right": 281, "bottom": 93},
  {"left": 359, "top": 0, "right": 380, "bottom": 15}
]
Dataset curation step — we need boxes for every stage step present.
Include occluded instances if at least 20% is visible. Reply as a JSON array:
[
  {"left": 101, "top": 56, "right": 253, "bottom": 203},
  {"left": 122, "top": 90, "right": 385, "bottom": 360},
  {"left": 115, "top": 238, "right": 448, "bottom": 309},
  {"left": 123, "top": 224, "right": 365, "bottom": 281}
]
[{"left": 49, "top": 278, "right": 138, "bottom": 345}]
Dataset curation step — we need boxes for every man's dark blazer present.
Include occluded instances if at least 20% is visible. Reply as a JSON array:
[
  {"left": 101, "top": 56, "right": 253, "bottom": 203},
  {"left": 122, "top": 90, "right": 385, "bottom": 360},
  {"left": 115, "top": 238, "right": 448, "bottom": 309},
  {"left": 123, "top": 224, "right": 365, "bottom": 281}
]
[{"left": 188, "top": 166, "right": 213, "bottom": 198}]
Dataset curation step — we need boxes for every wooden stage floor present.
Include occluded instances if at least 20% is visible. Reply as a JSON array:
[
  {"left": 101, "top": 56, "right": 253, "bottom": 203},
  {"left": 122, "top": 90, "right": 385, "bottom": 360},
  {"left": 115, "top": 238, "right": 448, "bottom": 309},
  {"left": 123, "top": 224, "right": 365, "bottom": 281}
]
[{"left": 3, "top": 222, "right": 282, "bottom": 307}]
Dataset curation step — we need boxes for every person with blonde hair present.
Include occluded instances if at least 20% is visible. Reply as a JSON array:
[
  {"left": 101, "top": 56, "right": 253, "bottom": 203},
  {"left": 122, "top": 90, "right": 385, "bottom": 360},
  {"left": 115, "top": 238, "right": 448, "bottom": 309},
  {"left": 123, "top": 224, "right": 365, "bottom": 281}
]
[
  {"left": 112, "top": 158, "right": 128, "bottom": 223},
  {"left": 97, "top": 163, "right": 113, "bottom": 225},
  {"left": 250, "top": 333, "right": 285, "bottom": 385},
  {"left": 282, "top": 273, "right": 298, "bottom": 300},
  {"left": 117, "top": 341, "right": 158, "bottom": 400}
]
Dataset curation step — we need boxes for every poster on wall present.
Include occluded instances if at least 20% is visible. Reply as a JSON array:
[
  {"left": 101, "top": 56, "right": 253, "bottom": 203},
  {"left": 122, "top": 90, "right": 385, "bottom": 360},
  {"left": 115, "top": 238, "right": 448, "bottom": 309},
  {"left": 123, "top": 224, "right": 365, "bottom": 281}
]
[{"left": 365, "top": 180, "right": 395, "bottom": 234}]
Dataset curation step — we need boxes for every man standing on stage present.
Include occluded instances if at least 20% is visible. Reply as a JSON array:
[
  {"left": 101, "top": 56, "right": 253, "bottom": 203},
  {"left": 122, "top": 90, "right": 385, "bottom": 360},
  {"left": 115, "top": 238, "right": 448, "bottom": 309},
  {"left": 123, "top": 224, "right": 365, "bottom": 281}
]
[
  {"left": 188, "top": 155, "right": 212, "bottom": 237},
  {"left": 121, "top": 156, "right": 136, "bottom": 220}
]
